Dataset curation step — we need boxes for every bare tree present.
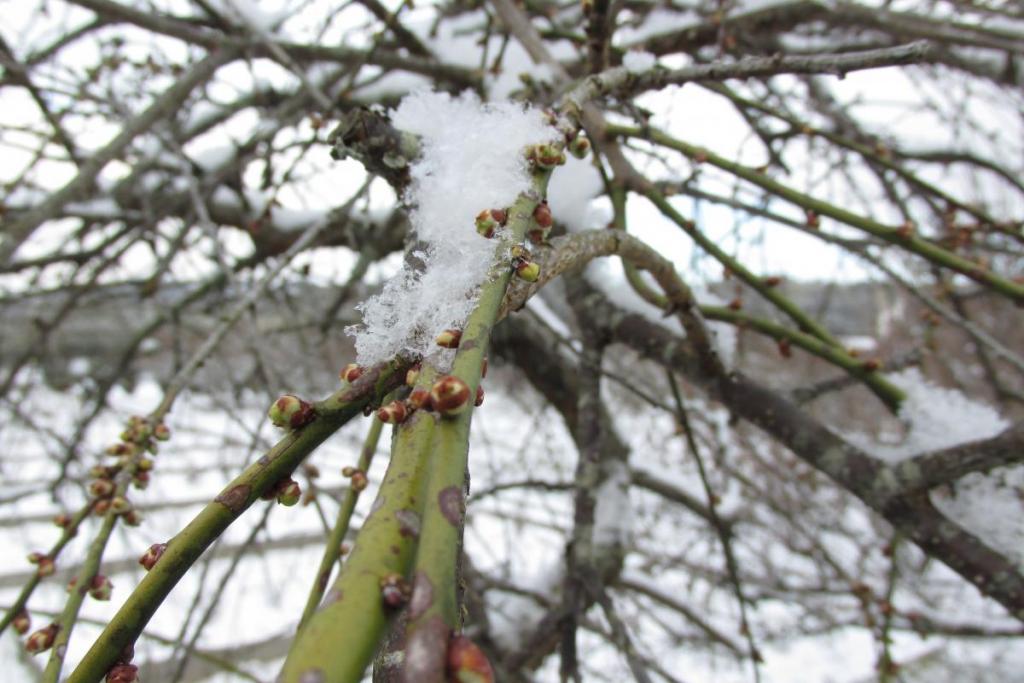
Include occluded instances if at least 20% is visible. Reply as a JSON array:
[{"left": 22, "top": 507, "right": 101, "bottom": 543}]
[{"left": 1, "top": 1, "right": 1023, "bottom": 682}]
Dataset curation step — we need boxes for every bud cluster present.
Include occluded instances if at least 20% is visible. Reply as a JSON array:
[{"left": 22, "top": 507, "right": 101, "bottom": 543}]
[
  {"left": 341, "top": 466, "right": 369, "bottom": 492},
  {"left": 99, "top": 415, "right": 169, "bottom": 497},
  {"left": 475, "top": 208, "right": 507, "bottom": 239},
  {"left": 526, "top": 142, "right": 567, "bottom": 171},
  {"left": 67, "top": 574, "right": 114, "bottom": 601}
]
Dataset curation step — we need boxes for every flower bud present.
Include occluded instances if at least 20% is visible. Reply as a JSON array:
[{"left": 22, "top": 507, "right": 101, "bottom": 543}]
[
  {"left": 379, "top": 573, "right": 410, "bottom": 609},
  {"left": 533, "top": 201, "right": 553, "bottom": 229},
  {"left": 350, "top": 470, "right": 369, "bottom": 492},
  {"left": 515, "top": 260, "right": 541, "bottom": 283},
  {"left": 123, "top": 510, "right": 143, "bottom": 527},
  {"left": 136, "top": 457, "right": 155, "bottom": 472},
  {"left": 153, "top": 423, "right": 171, "bottom": 441},
  {"left": 376, "top": 400, "right": 409, "bottom": 424},
  {"left": 861, "top": 358, "right": 882, "bottom": 372},
  {"left": 408, "top": 388, "right": 433, "bottom": 411},
  {"left": 12, "top": 608, "right": 30, "bottom": 635},
  {"left": 569, "top": 135, "right": 591, "bottom": 159},
  {"left": 105, "top": 663, "right": 139, "bottom": 683},
  {"left": 447, "top": 634, "right": 495, "bottom": 683},
  {"left": 430, "top": 376, "right": 471, "bottom": 417},
  {"left": 405, "top": 364, "right": 420, "bottom": 386},
  {"left": 25, "top": 623, "right": 59, "bottom": 655},
  {"left": 339, "top": 363, "right": 363, "bottom": 383},
  {"left": 276, "top": 479, "right": 301, "bottom": 506},
  {"left": 89, "top": 478, "right": 116, "bottom": 498},
  {"left": 435, "top": 328, "right": 462, "bottom": 349},
  {"left": 475, "top": 386, "right": 485, "bottom": 407},
  {"left": 529, "top": 142, "right": 566, "bottom": 170},
  {"left": 89, "top": 575, "right": 113, "bottom": 601},
  {"left": 125, "top": 419, "right": 151, "bottom": 443},
  {"left": 110, "top": 497, "right": 132, "bottom": 515},
  {"left": 341, "top": 466, "right": 356, "bottom": 477},
  {"left": 805, "top": 209, "right": 820, "bottom": 229},
  {"left": 268, "top": 394, "right": 315, "bottom": 430},
  {"left": 105, "top": 443, "right": 133, "bottom": 457},
  {"left": 475, "top": 209, "right": 505, "bottom": 239},
  {"left": 526, "top": 227, "right": 549, "bottom": 245},
  {"left": 90, "top": 464, "right": 113, "bottom": 479},
  {"left": 27, "top": 551, "right": 45, "bottom": 565},
  {"left": 132, "top": 471, "right": 150, "bottom": 490},
  {"left": 139, "top": 542, "right": 167, "bottom": 571},
  {"left": 510, "top": 244, "right": 531, "bottom": 261},
  {"left": 93, "top": 499, "right": 111, "bottom": 516},
  {"left": 36, "top": 557, "right": 56, "bottom": 578}
]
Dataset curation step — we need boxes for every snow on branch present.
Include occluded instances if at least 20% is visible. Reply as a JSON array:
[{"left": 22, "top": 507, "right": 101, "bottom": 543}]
[{"left": 347, "top": 91, "right": 557, "bottom": 365}]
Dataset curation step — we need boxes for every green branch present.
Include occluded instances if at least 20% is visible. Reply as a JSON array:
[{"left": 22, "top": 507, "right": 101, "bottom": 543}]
[
  {"left": 279, "top": 371, "right": 435, "bottom": 681},
  {"left": 610, "top": 124, "right": 1024, "bottom": 303},
  {"left": 296, "top": 410, "right": 388, "bottom": 630},
  {"left": 66, "top": 360, "right": 405, "bottom": 683}
]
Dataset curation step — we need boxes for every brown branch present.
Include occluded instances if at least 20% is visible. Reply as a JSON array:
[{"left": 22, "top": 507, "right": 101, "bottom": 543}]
[{"left": 895, "top": 422, "right": 1024, "bottom": 493}]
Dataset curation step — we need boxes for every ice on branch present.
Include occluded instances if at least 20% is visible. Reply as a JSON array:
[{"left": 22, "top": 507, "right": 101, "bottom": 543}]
[{"left": 348, "top": 91, "right": 557, "bottom": 365}]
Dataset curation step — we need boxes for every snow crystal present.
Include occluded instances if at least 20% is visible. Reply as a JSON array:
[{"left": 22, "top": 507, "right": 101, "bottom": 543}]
[
  {"left": 348, "top": 91, "right": 557, "bottom": 365},
  {"left": 623, "top": 50, "right": 657, "bottom": 74}
]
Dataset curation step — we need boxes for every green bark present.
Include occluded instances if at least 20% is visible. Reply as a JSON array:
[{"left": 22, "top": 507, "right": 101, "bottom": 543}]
[{"left": 66, "top": 360, "right": 404, "bottom": 683}]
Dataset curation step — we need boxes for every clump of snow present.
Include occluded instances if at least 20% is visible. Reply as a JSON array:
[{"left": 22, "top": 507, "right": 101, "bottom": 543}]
[
  {"left": 547, "top": 155, "right": 604, "bottom": 232},
  {"left": 210, "top": 0, "right": 289, "bottom": 32},
  {"left": 593, "top": 460, "right": 632, "bottom": 548},
  {"left": 191, "top": 144, "right": 237, "bottom": 172},
  {"left": 850, "top": 370, "right": 1021, "bottom": 567},
  {"left": 348, "top": 91, "right": 557, "bottom": 365},
  {"left": 623, "top": 50, "right": 657, "bottom": 74},
  {"left": 933, "top": 466, "right": 1024, "bottom": 570},
  {"left": 856, "top": 369, "right": 1008, "bottom": 463}
]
